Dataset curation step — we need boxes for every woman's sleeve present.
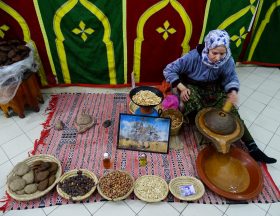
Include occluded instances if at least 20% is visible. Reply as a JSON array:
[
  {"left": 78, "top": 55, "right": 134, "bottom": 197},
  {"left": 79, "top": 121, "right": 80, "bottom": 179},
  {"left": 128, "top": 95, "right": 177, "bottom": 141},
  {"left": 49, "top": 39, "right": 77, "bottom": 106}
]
[
  {"left": 221, "top": 58, "right": 240, "bottom": 93},
  {"left": 163, "top": 53, "right": 192, "bottom": 88}
]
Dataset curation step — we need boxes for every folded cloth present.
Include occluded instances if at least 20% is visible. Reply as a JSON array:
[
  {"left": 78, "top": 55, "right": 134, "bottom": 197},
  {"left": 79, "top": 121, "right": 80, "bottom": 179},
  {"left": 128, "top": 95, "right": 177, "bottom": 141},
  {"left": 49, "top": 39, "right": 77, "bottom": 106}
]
[{"left": 162, "top": 95, "right": 179, "bottom": 110}]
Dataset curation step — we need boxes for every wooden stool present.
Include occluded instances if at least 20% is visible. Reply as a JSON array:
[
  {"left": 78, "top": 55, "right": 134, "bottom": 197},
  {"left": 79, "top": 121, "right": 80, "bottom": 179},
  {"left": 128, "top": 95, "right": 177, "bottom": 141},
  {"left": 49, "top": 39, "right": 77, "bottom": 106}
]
[{"left": 0, "top": 73, "right": 43, "bottom": 118}]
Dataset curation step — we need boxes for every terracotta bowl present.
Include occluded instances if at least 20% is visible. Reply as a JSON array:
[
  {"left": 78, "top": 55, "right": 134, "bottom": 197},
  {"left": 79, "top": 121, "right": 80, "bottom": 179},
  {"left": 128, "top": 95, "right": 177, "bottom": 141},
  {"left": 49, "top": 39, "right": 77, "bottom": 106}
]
[{"left": 196, "top": 146, "right": 263, "bottom": 200}]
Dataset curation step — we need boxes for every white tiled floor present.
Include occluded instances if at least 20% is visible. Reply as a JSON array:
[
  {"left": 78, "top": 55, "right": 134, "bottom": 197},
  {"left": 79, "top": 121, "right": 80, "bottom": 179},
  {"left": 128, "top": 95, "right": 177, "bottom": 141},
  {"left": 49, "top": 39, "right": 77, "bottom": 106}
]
[{"left": 0, "top": 65, "right": 280, "bottom": 216}]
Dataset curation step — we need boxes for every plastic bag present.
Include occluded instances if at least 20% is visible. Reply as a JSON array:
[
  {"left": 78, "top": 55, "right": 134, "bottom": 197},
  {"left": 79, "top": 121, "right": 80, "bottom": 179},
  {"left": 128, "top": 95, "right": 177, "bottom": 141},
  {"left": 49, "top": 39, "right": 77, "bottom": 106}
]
[{"left": 0, "top": 43, "right": 38, "bottom": 104}]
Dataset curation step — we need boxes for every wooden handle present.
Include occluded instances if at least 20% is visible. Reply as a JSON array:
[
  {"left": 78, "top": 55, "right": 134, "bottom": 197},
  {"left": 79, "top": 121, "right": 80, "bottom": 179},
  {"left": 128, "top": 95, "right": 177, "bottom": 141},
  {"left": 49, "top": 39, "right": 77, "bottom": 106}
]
[{"left": 222, "top": 100, "right": 233, "bottom": 113}]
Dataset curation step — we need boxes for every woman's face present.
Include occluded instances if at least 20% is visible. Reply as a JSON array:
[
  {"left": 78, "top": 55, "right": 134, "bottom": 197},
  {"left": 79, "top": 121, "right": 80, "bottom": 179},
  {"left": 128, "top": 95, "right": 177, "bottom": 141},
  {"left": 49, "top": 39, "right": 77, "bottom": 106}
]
[{"left": 208, "top": 46, "right": 227, "bottom": 63}]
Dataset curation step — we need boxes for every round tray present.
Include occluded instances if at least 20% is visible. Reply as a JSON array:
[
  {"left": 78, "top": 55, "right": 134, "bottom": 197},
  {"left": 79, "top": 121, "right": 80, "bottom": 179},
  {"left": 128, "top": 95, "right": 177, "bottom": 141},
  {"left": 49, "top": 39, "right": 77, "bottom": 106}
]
[
  {"left": 129, "top": 101, "right": 161, "bottom": 114},
  {"left": 56, "top": 169, "right": 98, "bottom": 201},
  {"left": 6, "top": 154, "right": 62, "bottom": 201},
  {"left": 169, "top": 176, "right": 205, "bottom": 201},
  {"left": 196, "top": 146, "right": 263, "bottom": 200},
  {"left": 129, "top": 86, "right": 163, "bottom": 108},
  {"left": 134, "top": 175, "right": 169, "bottom": 202},
  {"left": 97, "top": 170, "right": 134, "bottom": 201}
]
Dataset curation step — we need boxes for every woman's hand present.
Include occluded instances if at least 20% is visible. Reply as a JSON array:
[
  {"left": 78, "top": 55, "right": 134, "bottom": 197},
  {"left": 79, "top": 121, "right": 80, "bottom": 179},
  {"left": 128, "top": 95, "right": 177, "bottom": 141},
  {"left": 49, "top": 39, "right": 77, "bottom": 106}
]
[
  {"left": 227, "top": 90, "right": 238, "bottom": 105},
  {"left": 180, "top": 88, "right": 191, "bottom": 102},
  {"left": 177, "top": 83, "right": 191, "bottom": 102}
]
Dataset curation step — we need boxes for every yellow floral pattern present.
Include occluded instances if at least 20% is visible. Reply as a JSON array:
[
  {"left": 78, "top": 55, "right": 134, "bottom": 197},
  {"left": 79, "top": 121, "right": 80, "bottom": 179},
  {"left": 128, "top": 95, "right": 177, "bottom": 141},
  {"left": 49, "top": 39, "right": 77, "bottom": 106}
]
[
  {"left": 249, "top": 0, "right": 256, "bottom": 14},
  {"left": 72, "top": 21, "right": 94, "bottom": 42},
  {"left": 156, "top": 20, "right": 176, "bottom": 40},
  {"left": 0, "top": 25, "right": 10, "bottom": 38},
  {"left": 231, "top": 26, "right": 247, "bottom": 47}
]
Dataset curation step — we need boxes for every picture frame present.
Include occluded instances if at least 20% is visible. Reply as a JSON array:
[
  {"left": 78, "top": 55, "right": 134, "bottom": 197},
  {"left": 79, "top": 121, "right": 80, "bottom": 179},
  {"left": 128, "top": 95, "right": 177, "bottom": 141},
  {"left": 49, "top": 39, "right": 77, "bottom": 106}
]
[{"left": 117, "top": 113, "right": 171, "bottom": 154}]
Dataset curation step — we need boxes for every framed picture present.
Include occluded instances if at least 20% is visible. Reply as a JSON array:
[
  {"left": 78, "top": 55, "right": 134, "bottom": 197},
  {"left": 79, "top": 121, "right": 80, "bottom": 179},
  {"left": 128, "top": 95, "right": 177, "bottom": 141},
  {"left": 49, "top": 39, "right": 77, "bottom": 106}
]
[{"left": 117, "top": 113, "right": 171, "bottom": 154}]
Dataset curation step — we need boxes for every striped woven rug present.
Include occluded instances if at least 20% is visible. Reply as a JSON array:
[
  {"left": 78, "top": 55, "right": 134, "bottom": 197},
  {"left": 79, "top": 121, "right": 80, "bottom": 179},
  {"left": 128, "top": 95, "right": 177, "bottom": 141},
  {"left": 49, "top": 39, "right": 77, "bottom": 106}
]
[{"left": 2, "top": 93, "right": 280, "bottom": 211}]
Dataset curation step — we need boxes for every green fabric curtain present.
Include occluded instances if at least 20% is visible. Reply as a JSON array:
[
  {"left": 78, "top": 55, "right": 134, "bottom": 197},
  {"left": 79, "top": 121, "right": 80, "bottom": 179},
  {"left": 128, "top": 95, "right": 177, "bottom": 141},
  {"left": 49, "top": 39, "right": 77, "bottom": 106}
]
[
  {"left": 35, "top": 0, "right": 124, "bottom": 84},
  {"left": 199, "top": 0, "right": 258, "bottom": 61},
  {"left": 243, "top": 0, "right": 280, "bottom": 66}
]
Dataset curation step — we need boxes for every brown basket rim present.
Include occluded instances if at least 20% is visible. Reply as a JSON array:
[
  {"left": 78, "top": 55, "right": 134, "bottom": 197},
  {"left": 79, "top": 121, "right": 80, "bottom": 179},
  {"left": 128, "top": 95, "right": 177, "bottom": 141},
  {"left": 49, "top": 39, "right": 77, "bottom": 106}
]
[
  {"left": 162, "top": 109, "right": 183, "bottom": 127},
  {"left": 97, "top": 170, "right": 134, "bottom": 201},
  {"left": 56, "top": 169, "right": 98, "bottom": 201},
  {"left": 134, "top": 175, "right": 169, "bottom": 202},
  {"left": 6, "top": 154, "right": 62, "bottom": 201},
  {"left": 169, "top": 176, "right": 205, "bottom": 201}
]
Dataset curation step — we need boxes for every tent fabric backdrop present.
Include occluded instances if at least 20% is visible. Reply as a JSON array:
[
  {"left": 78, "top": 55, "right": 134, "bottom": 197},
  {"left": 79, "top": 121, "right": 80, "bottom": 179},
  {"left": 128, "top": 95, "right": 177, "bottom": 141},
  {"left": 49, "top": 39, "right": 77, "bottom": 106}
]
[
  {"left": 126, "top": 0, "right": 206, "bottom": 84},
  {"left": 0, "top": 0, "right": 279, "bottom": 87},
  {"left": 199, "top": 0, "right": 258, "bottom": 61},
  {"left": 243, "top": 0, "right": 280, "bottom": 66}
]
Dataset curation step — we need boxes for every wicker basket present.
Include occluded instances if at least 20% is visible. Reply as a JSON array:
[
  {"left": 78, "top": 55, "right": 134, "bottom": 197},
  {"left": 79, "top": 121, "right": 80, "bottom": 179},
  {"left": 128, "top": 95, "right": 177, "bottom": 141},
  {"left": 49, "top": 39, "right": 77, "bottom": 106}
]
[
  {"left": 134, "top": 175, "right": 169, "bottom": 202},
  {"left": 6, "top": 154, "right": 62, "bottom": 201},
  {"left": 161, "top": 109, "right": 183, "bottom": 135},
  {"left": 97, "top": 170, "right": 134, "bottom": 201},
  {"left": 169, "top": 176, "right": 205, "bottom": 201},
  {"left": 56, "top": 169, "right": 98, "bottom": 201}
]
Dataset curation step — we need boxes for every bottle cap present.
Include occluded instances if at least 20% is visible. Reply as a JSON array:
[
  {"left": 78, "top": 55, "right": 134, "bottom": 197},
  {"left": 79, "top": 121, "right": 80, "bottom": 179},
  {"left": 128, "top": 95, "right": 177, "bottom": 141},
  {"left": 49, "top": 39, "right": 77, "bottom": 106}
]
[{"left": 104, "top": 152, "right": 109, "bottom": 158}]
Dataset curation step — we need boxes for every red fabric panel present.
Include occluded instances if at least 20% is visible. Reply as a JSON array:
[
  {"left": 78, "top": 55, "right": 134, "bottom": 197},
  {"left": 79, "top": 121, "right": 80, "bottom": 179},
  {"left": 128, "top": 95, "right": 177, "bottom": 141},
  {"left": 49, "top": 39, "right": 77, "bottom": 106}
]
[{"left": 127, "top": 0, "right": 206, "bottom": 83}]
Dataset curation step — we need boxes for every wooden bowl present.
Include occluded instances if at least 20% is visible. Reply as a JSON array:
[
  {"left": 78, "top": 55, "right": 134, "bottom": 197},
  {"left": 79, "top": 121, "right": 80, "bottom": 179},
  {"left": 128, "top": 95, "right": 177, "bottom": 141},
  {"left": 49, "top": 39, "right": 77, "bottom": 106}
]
[
  {"left": 57, "top": 169, "right": 98, "bottom": 201},
  {"left": 6, "top": 154, "right": 62, "bottom": 201},
  {"left": 196, "top": 146, "right": 263, "bottom": 200}
]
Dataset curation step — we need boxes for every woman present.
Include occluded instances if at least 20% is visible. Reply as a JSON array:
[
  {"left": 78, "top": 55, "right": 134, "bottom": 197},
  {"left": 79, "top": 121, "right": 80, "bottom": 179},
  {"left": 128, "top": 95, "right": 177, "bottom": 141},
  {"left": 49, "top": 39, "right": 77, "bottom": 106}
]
[{"left": 163, "top": 29, "right": 276, "bottom": 164}]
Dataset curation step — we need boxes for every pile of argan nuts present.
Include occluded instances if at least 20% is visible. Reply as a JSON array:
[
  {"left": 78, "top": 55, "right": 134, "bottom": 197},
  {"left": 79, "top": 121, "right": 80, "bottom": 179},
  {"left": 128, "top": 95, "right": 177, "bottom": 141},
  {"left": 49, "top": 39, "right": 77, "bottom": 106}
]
[
  {"left": 99, "top": 170, "right": 134, "bottom": 199},
  {"left": 0, "top": 40, "right": 30, "bottom": 66}
]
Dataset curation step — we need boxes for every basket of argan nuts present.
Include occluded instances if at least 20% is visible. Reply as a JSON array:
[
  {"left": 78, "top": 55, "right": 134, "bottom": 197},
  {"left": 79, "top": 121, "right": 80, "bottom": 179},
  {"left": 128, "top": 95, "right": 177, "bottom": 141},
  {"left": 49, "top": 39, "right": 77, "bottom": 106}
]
[
  {"left": 6, "top": 154, "right": 62, "bottom": 201},
  {"left": 57, "top": 169, "right": 98, "bottom": 201},
  {"left": 161, "top": 109, "right": 184, "bottom": 135},
  {"left": 97, "top": 170, "right": 134, "bottom": 201}
]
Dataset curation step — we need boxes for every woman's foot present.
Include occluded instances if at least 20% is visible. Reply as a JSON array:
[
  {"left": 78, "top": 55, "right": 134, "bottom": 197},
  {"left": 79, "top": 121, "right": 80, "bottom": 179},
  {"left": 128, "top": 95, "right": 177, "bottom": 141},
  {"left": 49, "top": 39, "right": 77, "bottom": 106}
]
[{"left": 247, "top": 142, "right": 277, "bottom": 164}]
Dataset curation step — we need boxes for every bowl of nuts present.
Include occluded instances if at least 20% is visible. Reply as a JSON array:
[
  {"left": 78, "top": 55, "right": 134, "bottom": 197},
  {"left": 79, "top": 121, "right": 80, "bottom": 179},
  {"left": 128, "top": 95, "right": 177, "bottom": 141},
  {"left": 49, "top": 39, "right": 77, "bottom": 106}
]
[
  {"left": 134, "top": 175, "right": 169, "bottom": 202},
  {"left": 97, "top": 170, "right": 134, "bottom": 201},
  {"left": 57, "top": 169, "right": 98, "bottom": 201},
  {"left": 6, "top": 154, "right": 62, "bottom": 201},
  {"left": 129, "top": 86, "right": 163, "bottom": 108}
]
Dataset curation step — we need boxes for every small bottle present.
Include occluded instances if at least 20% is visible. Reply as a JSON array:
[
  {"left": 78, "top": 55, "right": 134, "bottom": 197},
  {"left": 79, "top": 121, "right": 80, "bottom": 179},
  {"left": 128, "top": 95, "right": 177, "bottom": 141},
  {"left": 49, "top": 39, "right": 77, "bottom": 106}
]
[
  {"left": 103, "top": 152, "right": 111, "bottom": 169},
  {"left": 139, "top": 153, "right": 147, "bottom": 166}
]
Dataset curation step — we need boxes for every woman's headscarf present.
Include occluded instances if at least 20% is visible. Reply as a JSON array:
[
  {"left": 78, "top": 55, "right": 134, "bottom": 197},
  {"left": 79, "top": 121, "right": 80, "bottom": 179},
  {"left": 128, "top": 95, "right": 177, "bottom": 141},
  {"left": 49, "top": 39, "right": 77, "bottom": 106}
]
[{"left": 201, "top": 29, "right": 231, "bottom": 68}]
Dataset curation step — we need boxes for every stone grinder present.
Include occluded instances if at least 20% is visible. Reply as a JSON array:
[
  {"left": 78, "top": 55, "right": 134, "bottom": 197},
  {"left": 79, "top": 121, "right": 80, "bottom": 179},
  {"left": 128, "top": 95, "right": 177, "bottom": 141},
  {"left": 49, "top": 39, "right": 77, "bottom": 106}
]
[
  {"left": 195, "top": 101, "right": 244, "bottom": 154},
  {"left": 195, "top": 102, "right": 263, "bottom": 200}
]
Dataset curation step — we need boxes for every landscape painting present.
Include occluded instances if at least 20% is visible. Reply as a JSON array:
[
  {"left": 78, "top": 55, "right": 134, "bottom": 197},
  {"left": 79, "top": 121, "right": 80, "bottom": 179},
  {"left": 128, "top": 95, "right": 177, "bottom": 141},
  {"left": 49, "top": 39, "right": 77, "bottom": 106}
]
[{"left": 117, "top": 113, "right": 171, "bottom": 154}]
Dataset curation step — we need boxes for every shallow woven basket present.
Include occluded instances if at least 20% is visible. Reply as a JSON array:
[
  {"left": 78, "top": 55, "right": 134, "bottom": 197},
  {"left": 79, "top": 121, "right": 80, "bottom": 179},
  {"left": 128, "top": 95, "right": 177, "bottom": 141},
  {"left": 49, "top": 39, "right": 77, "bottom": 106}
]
[
  {"left": 6, "top": 154, "right": 62, "bottom": 201},
  {"left": 97, "top": 170, "right": 134, "bottom": 201},
  {"left": 169, "top": 176, "right": 205, "bottom": 201},
  {"left": 161, "top": 109, "right": 183, "bottom": 135},
  {"left": 56, "top": 169, "right": 98, "bottom": 201},
  {"left": 134, "top": 175, "right": 169, "bottom": 202}
]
